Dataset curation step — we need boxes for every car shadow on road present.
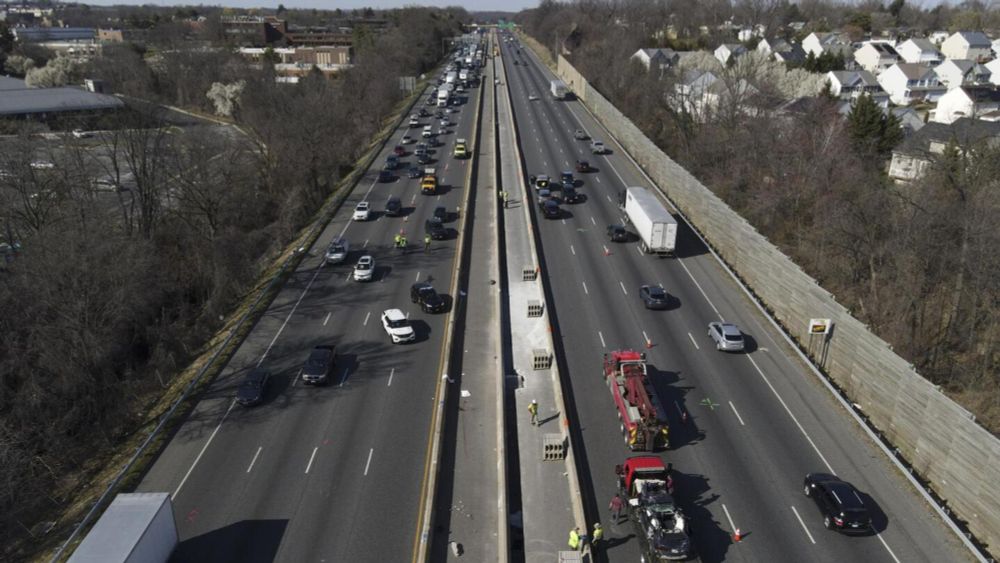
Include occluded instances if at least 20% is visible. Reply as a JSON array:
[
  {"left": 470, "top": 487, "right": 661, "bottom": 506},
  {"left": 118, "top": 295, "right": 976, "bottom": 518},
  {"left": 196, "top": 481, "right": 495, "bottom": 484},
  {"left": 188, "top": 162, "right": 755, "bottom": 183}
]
[
  {"left": 176, "top": 518, "right": 288, "bottom": 563},
  {"left": 858, "top": 490, "right": 889, "bottom": 534},
  {"left": 645, "top": 366, "right": 705, "bottom": 449},
  {"left": 409, "top": 319, "right": 433, "bottom": 343},
  {"left": 673, "top": 471, "right": 731, "bottom": 563}
]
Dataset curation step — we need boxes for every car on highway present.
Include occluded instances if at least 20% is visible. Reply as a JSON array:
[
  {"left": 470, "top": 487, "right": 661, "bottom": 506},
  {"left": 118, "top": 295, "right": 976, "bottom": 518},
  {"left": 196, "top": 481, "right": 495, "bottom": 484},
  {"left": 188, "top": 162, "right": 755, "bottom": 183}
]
[
  {"left": 803, "top": 473, "right": 873, "bottom": 534},
  {"left": 576, "top": 159, "right": 591, "bottom": 173},
  {"left": 384, "top": 197, "right": 403, "bottom": 217},
  {"left": 72, "top": 129, "right": 93, "bottom": 139},
  {"left": 325, "top": 238, "right": 350, "bottom": 264},
  {"left": 393, "top": 145, "right": 406, "bottom": 156},
  {"left": 378, "top": 169, "right": 394, "bottom": 183},
  {"left": 353, "top": 202, "right": 372, "bottom": 221},
  {"left": 418, "top": 108, "right": 429, "bottom": 117},
  {"left": 385, "top": 155, "right": 399, "bottom": 170},
  {"left": 408, "top": 114, "right": 420, "bottom": 127},
  {"left": 402, "top": 134, "right": 413, "bottom": 144},
  {"left": 381, "top": 309, "right": 416, "bottom": 344},
  {"left": 301, "top": 345, "right": 336, "bottom": 385},
  {"left": 353, "top": 255, "right": 375, "bottom": 282},
  {"left": 236, "top": 367, "right": 270, "bottom": 406},
  {"left": 607, "top": 224, "right": 630, "bottom": 242},
  {"left": 433, "top": 206, "right": 448, "bottom": 222},
  {"left": 528, "top": 94, "right": 538, "bottom": 101},
  {"left": 423, "top": 125, "right": 433, "bottom": 138},
  {"left": 560, "top": 170, "right": 575, "bottom": 187},
  {"left": 573, "top": 129, "right": 589, "bottom": 140},
  {"left": 411, "top": 282, "right": 446, "bottom": 313},
  {"left": 532, "top": 174, "right": 550, "bottom": 190},
  {"left": 407, "top": 166, "right": 422, "bottom": 179},
  {"left": 561, "top": 185, "right": 582, "bottom": 203},
  {"left": 425, "top": 219, "right": 448, "bottom": 240},
  {"left": 439, "top": 118, "right": 450, "bottom": 127},
  {"left": 708, "top": 322, "right": 745, "bottom": 352},
  {"left": 640, "top": 285, "right": 669, "bottom": 310},
  {"left": 540, "top": 199, "right": 561, "bottom": 219},
  {"left": 435, "top": 110, "right": 444, "bottom": 119},
  {"left": 590, "top": 140, "right": 607, "bottom": 154},
  {"left": 453, "top": 139, "right": 468, "bottom": 158}
]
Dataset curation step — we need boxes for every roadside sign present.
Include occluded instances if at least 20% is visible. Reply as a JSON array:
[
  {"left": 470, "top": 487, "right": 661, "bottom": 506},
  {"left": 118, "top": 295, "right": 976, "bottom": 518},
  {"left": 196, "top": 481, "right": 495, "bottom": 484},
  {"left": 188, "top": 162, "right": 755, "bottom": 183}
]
[{"left": 808, "top": 318, "right": 832, "bottom": 335}]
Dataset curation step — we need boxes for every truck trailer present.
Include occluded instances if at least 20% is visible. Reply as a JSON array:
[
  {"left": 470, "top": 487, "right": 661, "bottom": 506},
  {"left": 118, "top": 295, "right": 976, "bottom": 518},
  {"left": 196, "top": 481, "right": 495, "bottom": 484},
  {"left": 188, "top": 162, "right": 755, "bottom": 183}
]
[
  {"left": 69, "top": 492, "right": 178, "bottom": 563},
  {"left": 550, "top": 80, "right": 569, "bottom": 100},
  {"left": 437, "top": 87, "right": 450, "bottom": 107},
  {"left": 620, "top": 187, "right": 677, "bottom": 256}
]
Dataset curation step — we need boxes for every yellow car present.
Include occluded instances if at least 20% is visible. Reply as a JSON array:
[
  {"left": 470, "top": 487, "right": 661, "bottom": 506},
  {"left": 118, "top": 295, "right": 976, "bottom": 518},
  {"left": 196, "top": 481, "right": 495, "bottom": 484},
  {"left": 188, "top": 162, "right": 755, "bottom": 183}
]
[
  {"left": 421, "top": 176, "right": 437, "bottom": 194},
  {"left": 453, "top": 139, "right": 468, "bottom": 158}
]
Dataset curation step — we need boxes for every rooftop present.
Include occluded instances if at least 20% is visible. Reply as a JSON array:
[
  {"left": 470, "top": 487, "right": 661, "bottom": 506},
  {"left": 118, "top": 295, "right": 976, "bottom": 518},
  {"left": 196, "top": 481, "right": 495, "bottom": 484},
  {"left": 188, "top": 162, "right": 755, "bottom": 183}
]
[{"left": 0, "top": 76, "right": 123, "bottom": 116}]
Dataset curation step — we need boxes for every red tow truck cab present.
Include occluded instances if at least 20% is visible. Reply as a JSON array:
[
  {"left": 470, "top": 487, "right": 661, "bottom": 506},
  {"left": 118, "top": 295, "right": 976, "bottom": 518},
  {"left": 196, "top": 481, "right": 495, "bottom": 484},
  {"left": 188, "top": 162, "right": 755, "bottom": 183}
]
[{"left": 616, "top": 455, "right": 669, "bottom": 499}]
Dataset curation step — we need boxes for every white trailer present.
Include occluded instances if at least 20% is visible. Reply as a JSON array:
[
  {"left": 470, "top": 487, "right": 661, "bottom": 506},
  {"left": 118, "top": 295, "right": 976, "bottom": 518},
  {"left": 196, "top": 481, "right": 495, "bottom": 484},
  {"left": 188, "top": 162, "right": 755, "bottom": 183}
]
[
  {"left": 69, "top": 493, "right": 178, "bottom": 563},
  {"left": 445, "top": 71, "right": 457, "bottom": 85},
  {"left": 621, "top": 187, "right": 677, "bottom": 256},
  {"left": 550, "top": 80, "right": 569, "bottom": 100}
]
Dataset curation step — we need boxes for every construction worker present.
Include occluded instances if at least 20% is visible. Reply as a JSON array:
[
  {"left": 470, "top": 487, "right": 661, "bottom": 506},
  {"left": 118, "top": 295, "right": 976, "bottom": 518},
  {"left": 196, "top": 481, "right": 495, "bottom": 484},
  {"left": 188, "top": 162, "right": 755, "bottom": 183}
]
[
  {"left": 567, "top": 527, "right": 580, "bottom": 551},
  {"left": 591, "top": 523, "right": 603, "bottom": 550},
  {"left": 424, "top": 233, "right": 431, "bottom": 252},
  {"left": 528, "top": 399, "right": 538, "bottom": 426},
  {"left": 609, "top": 494, "right": 624, "bottom": 523},
  {"left": 400, "top": 235, "right": 408, "bottom": 248},
  {"left": 394, "top": 233, "right": 401, "bottom": 248}
]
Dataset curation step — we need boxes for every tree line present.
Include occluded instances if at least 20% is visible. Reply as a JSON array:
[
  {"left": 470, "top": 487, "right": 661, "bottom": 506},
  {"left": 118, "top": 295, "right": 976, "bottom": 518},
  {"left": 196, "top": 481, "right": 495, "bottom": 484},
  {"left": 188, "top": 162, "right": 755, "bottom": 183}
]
[
  {"left": 519, "top": 0, "right": 1000, "bottom": 433},
  {"left": 0, "top": 7, "right": 467, "bottom": 559}
]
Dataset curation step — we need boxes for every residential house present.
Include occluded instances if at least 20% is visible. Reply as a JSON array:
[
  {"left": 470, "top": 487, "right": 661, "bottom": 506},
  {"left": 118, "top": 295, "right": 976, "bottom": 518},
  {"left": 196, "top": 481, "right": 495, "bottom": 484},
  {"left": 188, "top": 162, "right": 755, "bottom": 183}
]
[
  {"left": 940, "top": 31, "right": 993, "bottom": 61},
  {"left": 673, "top": 69, "right": 719, "bottom": 115},
  {"left": 877, "top": 63, "right": 947, "bottom": 105},
  {"left": 826, "top": 70, "right": 890, "bottom": 107},
  {"left": 854, "top": 42, "right": 899, "bottom": 74},
  {"left": 933, "top": 86, "right": 1000, "bottom": 124},
  {"left": 802, "top": 31, "right": 852, "bottom": 59},
  {"left": 631, "top": 48, "right": 680, "bottom": 72},
  {"left": 714, "top": 43, "right": 748, "bottom": 65},
  {"left": 993, "top": 37, "right": 1000, "bottom": 58},
  {"left": 756, "top": 37, "right": 790, "bottom": 57},
  {"left": 773, "top": 44, "right": 806, "bottom": 64},
  {"left": 935, "top": 59, "right": 991, "bottom": 90},
  {"left": 988, "top": 59, "right": 1000, "bottom": 85},
  {"left": 891, "top": 107, "right": 926, "bottom": 135},
  {"left": 896, "top": 38, "right": 943, "bottom": 66},
  {"left": 889, "top": 118, "right": 1000, "bottom": 181},
  {"left": 737, "top": 25, "right": 766, "bottom": 42}
]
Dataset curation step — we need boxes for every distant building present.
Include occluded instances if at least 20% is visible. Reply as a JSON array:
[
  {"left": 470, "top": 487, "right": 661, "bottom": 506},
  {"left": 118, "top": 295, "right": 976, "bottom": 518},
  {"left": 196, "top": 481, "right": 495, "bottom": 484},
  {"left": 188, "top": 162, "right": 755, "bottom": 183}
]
[
  {"left": 802, "top": 31, "right": 852, "bottom": 59},
  {"left": 940, "top": 31, "right": 993, "bottom": 62},
  {"left": 934, "top": 59, "right": 991, "bottom": 90},
  {"left": 0, "top": 76, "right": 123, "bottom": 119},
  {"left": 12, "top": 27, "right": 95, "bottom": 43},
  {"left": 220, "top": 15, "right": 287, "bottom": 46},
  {"left": 896, "top": 38, "right": 943, "bottom": 66},
  {"left": 933, "top": 85, "right": 1000, "bottom": 124},
  {"left": 826, "top": 70, "right": 890, "bottom": 108},
  {"left": 889, "top": 118, "right": 1000, "bottom": 182},
  {"left": 877, "top": 63, "right": 946, "bottom": 105},
  {"left": 630, "top": 48, "right": 680, "bottom": 72},
  {"left": 854, "top": 42, "right": 899, "bottom": 74},
  {"left": 714, "top": 43, "right": 747, "bottom": 65},
  {"left": 988, "top": 59, "right": 1000, "bottom": 85}
]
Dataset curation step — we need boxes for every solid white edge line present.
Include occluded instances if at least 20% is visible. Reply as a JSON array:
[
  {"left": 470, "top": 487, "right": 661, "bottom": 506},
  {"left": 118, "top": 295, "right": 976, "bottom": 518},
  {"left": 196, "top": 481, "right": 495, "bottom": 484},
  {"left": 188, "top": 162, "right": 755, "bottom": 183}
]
[
  {"left": 676, "top": 258, "right": 724, "bottom": 320},
  {"left": 722, "top": 503, "right": 737, "bottom": 533},
  {"left": 172, "top": 399, "right": 236, "bottom": 500},
  {"left": 687, "top": 332, "right": 699, "bottom": 349},
  {"left": 876, "top": 531, "right": 903, "bottom": 563},
  {"left": 729, "top": 401, "right": 746, "bottom": 426},
  {"left": 304, "top": 446, "right": 318, "bottom": 474},
  {"left": 746, "top": 355, "right": 835, "bottom": 474},
  {"left": 246, "top": 446, "right": 262, "bottom": 473},
  {"left": 790, "top": 505, "right": 817, "bottom": 544},
  {"left": 364, "top": 448, "right": 374, "bottom": 476}
]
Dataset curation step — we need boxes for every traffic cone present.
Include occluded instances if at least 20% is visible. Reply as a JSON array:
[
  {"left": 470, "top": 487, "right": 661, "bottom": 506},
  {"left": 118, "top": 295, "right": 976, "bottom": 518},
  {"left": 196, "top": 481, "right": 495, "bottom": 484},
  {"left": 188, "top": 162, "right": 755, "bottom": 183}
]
[
  {"left": 645, "top": 338, "right": 654, "bottom": 349},
  {"left": 733, "top": 528, "right": 742, "bottom": 543},
  {"left": 603, "top": 247, "right": 611, "bottom": 256}
]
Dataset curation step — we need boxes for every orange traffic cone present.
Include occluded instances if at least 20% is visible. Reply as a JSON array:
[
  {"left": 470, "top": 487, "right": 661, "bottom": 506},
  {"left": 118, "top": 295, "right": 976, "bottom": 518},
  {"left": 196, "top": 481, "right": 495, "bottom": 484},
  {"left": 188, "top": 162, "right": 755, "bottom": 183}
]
[
  {"left": 733, "top": 528, "right": 742, "bottom": 543},
  {"left": 645, "top": 338, "right": 654, "bottom": 349}
]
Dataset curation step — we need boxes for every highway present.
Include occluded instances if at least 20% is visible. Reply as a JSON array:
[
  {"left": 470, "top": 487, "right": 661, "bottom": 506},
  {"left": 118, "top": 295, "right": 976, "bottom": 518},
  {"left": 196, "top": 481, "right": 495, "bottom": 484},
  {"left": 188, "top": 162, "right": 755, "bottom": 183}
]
[
  {"left": 500, "top": 36, "right": 972, "bottom": 563},
  {"left": 137, "top": 56, "right": 484, "bottom": 562}
]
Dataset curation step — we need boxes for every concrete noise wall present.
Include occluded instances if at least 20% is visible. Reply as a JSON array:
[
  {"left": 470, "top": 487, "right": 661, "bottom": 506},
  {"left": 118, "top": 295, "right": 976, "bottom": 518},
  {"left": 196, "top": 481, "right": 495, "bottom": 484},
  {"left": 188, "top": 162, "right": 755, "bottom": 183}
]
[{"left": 553, "top": 52, "right": 1000, "bottom": 554}]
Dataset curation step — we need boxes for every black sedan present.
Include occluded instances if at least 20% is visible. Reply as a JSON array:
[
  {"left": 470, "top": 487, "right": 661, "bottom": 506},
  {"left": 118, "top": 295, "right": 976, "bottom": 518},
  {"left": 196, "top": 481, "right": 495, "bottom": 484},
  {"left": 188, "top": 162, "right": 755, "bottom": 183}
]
[
  {"left": 607, "top": 224, "right": 629, "bottom": 242},
  {"left": 236, "top": 368, "right": 270, "bottom": 406},
  {"left": 803, "top": 473, "right": 873, "bottom": 534},
  {"left": 411, "top": 282, "right": 446, "bottom": 313},
  {"left": 640, "top": 285, "right": 669, "bottom": 310}
]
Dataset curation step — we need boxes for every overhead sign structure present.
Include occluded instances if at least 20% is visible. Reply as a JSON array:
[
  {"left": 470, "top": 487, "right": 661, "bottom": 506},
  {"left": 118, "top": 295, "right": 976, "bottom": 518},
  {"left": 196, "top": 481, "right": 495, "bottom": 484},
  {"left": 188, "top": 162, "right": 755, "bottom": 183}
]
[{"left": 808, "top": 318, "right": 832, "bottom": 335}]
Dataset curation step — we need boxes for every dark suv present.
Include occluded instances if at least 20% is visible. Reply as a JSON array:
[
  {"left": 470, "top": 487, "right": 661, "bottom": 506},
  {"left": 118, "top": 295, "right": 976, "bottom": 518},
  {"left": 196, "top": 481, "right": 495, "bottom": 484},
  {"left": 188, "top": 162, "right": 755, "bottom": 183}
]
[
  {"left": 803, "top": 473, "right": 873, "bottom": 534},
  {"left": 384, "top": 196, "right": 403, "bottom": 217},
  {"left": 236, "top": 368, "right": 270, "bottom": 406},
  {"left": 411, "top": 282, "right": 446, "bottom": 313},
  {"left": 607, "top": 224, "right": 629, "bottom": 242},
  {"left": 425, "top": 219, "right": 448, "bottom": 240},
  {"left": 301, "top": 345, "right": 336, "bottom": 385}
]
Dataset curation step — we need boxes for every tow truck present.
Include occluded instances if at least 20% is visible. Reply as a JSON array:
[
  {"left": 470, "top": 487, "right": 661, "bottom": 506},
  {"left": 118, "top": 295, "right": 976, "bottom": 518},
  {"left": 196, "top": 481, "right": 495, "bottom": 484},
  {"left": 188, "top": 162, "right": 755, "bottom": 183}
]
[
  {"left": 616, "top": 456, "right": 693, "bottom": 561},
  {"left": 603, "top": 349, "right": 669, "bottom": 451},
  {"left": 420, "top": 168, "right": 438, "bottom": 195}
]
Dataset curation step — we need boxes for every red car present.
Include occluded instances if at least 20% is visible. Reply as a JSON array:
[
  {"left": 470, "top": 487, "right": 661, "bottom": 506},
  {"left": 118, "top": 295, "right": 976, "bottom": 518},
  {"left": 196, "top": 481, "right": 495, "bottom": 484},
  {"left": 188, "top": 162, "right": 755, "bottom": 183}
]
[{"left": 393, "top": 145, "right": 406, "bottom": 157}]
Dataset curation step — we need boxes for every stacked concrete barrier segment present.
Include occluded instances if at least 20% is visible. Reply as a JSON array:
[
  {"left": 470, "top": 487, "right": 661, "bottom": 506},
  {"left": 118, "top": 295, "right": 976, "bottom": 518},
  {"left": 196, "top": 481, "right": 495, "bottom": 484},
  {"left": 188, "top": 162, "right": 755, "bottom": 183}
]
[{"left": 522, "top": 36, "right": 997, "bottom": 559}]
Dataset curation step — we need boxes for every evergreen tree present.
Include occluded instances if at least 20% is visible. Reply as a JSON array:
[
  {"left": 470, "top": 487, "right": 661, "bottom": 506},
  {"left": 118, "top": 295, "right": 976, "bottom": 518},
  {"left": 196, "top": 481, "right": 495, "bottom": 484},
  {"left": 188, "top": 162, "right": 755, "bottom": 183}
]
[{"left": 847, "top": 93, "right": 904, "bottom": 159}]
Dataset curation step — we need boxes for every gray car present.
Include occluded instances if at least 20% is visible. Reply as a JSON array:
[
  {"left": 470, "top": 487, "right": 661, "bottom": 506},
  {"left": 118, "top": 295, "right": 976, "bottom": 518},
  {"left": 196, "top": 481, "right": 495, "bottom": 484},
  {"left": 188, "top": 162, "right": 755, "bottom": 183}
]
[{"left": 708, "top": 322, "right": 745, "bottom": 352}]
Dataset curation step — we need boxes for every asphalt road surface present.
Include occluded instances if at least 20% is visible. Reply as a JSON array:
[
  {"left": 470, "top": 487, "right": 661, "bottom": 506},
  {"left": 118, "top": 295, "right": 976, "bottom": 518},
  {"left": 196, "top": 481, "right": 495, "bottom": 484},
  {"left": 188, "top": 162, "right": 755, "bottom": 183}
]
[
  {"left": 138, "top": 70, "right": 484, "bottom": 562},
  {"left": 500, "top": 35, "right": 971, "bottom": 563}
]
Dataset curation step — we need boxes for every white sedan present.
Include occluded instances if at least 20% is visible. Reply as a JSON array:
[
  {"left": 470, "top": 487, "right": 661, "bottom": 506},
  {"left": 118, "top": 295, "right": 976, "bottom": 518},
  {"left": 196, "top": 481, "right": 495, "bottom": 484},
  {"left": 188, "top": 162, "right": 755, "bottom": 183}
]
[
  {"left": 353, "top": 255, "right": 375, "bottom": 282},
  {"left": 381, "top": 309, "right": 416, "bottom": 343},
  {"left": 353, "top": 202, "right": 371, "bottom": 221},
  {"left": 528, "top": 94, "right": 539, "bottom": 101}
]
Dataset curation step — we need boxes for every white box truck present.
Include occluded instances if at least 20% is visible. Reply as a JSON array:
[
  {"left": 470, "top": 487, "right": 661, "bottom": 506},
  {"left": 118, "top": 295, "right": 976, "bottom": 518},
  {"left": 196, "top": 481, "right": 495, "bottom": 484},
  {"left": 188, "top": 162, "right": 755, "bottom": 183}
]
[
  {"left": 437, "top": 87, "right": 450, "bottom": 107},
  {"left": 621, "top": 187, "right": 677, "bottom": 256},
  {"left": 550, "top": 80, "right": 569, "bottom": 100},
  {"left": 445, "top": 71, "right": 457, "bottom": 85},
  {"left": 69, "top": 492, "right": 178, "bottom": 563}
]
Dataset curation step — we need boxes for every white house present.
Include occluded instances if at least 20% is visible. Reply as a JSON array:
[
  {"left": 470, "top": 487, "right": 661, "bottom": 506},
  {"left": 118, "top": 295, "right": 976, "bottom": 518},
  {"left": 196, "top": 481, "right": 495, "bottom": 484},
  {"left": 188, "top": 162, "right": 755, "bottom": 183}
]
[
  {"left": 889, "top": 118, "right": 1000, "bottom": 182},
  {"left": 993, "top": 37, "right": 1000, "bottom": 58},
  {"left": 756, "top": 37, "right": 789, "bottom": 57},
  {"left": 940, "top": 31, "right": 993, "bottom": 61},
  {"left": 826, "top": 70, "right": 890, "bottom": 107},
  {"left": 714, "top": 43, "right": 747, "bottom": 65},
  {"left": 932, "top": 85, "right": 1000, "bottom": 124},
  {"left": 854, "top": 42, "right": 899, "bottom": 74},
  {"left": 802, "top": 31, "right": 852, "bottom": 59},
  {"left": 631, "top": 48, "right": 680, "bottom": 72},
  {"left": 877, "top": 63, "right": 947, "bottom": 105},
  {"left": 896, "top": 38, "right": 943, "bottom": 66},
  {"left": 934, "top": 59, "right": 991, "bottom": 90},
  {"left": 988, "top": 59, "right": 1000, "bottom": 85}
]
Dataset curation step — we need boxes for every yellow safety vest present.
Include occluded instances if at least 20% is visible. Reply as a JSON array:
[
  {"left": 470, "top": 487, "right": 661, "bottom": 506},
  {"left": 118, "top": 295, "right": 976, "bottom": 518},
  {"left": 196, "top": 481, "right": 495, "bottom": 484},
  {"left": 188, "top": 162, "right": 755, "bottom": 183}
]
[{"left": 568, "top": 530, "right": 580, "bottom": 549}]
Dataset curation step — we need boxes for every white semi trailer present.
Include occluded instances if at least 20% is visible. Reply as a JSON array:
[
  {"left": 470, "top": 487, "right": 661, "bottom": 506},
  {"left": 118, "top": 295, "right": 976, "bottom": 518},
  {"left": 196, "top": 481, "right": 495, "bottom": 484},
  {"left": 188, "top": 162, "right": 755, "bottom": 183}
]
[
  {"left": 69, "top": 493, "right": 178, "bottom": 563},
  {"left": 621, "top": 187, "right": 677, "bottom": 256}
]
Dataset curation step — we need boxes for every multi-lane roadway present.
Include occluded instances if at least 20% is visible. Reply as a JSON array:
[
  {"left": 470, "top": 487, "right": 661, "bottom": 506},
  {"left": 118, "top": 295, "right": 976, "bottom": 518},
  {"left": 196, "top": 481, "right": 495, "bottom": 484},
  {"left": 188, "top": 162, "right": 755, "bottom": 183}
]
[
  {"left": 499, "top": 35, "right": 971, "bottom": 563},
  {"left": 137, "top": 61, "right": 483, "bottom": 562}
]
